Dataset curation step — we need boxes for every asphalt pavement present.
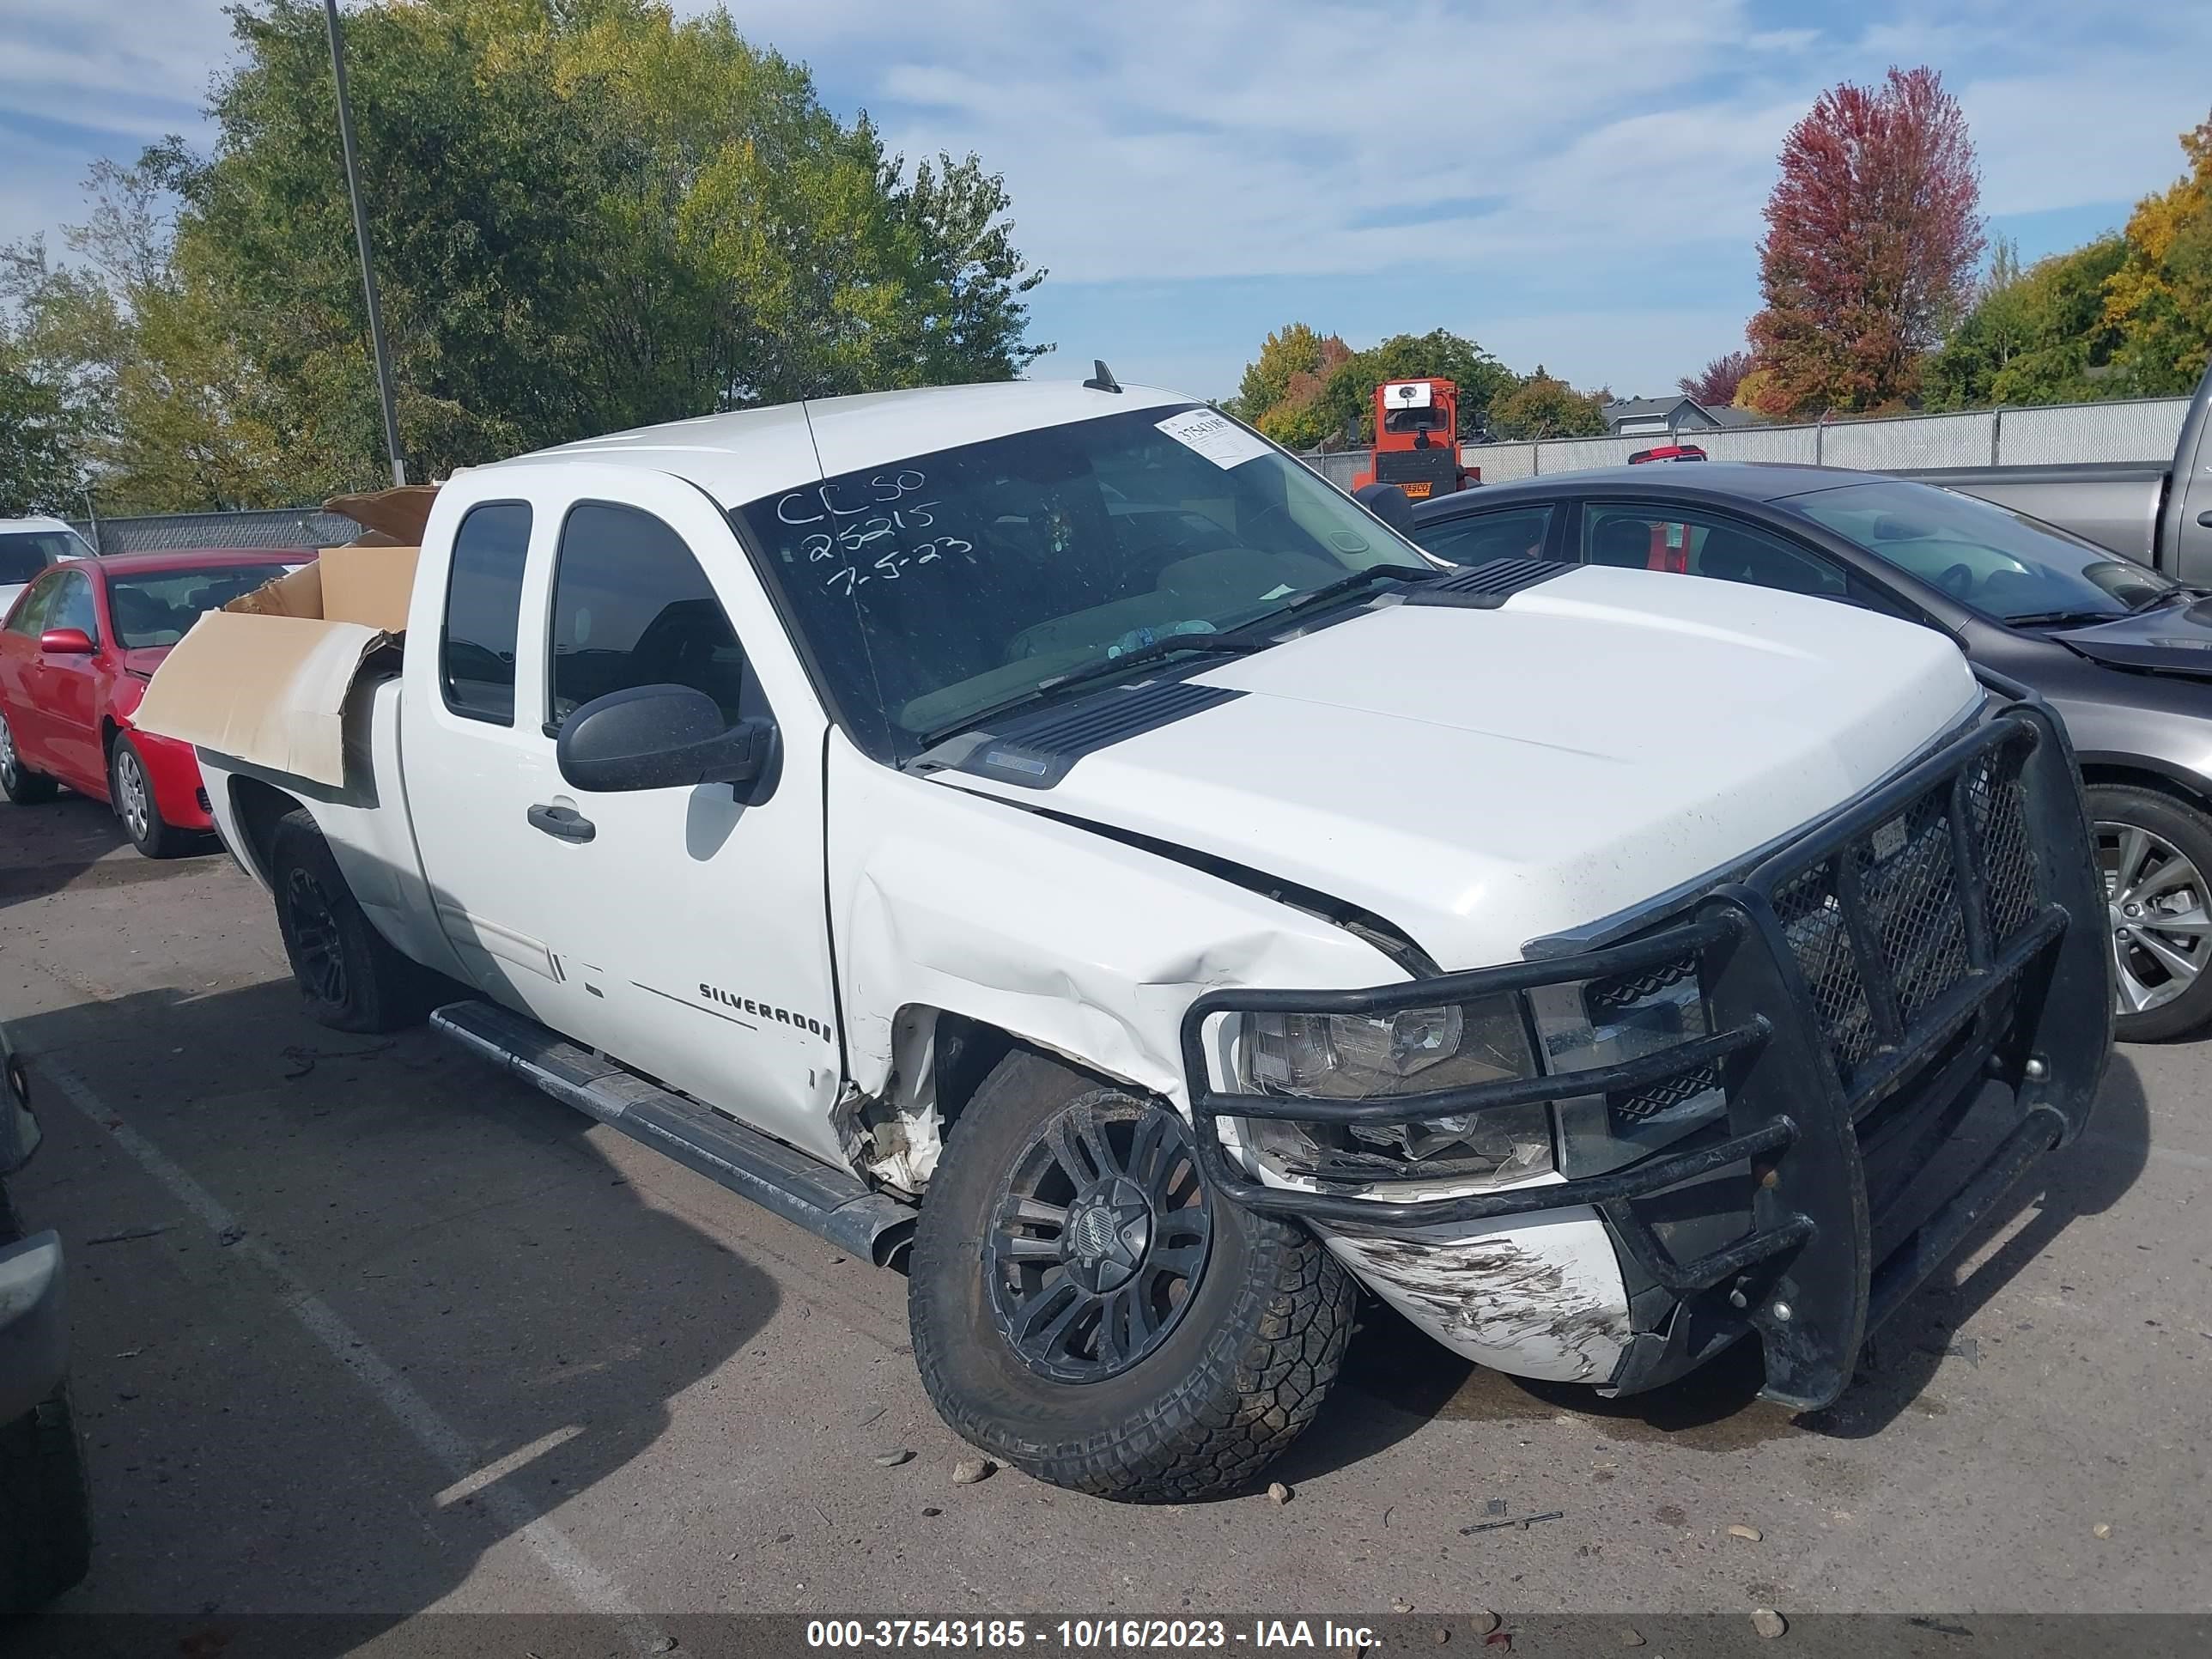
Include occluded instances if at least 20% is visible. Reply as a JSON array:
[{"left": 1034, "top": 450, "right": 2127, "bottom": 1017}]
[{"left": 2, "top": 792, "right": 2207, "bottom": 1650}]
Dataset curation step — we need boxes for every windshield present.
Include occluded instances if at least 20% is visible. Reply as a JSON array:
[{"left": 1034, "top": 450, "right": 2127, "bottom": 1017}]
[
  {"left": 1782, "top": 479, "right": 2174, "bottom": 623},
  {"left": 0, "top": 530, "right": 89, "bottom": 585},
  {"left": 732, "top": 403, "right": 1434, "bottom": 756},
  {"left": 108, "top": 562, "right": 305, "bottom": 647}
]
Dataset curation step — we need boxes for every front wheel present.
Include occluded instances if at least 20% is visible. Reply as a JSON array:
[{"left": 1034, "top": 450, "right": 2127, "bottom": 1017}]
[
  {"left": 2089, "top": 783, "right": 2212, "bottom": 1042},
  {"left": 909, "top": 1050, "right": 1354, "bottom": 1502},
  {"left": 108, "top": 735, "right": 179, "bottom": 859}
]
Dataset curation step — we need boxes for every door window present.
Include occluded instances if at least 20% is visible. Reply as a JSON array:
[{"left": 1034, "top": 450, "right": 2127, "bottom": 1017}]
[
  {"left": 1414, "top": 507, "right": 1553, "bottom": 568},
  {"left": 46, "top": 571, "right": 100, "bottom": 642},
  {"left": 1583, "top": 502, "right": 1847, "bottom": 598},
  {"left": 441, "top": 502, "right": 532, "bottom": 724},
  {"left": 549, "top": 504, "right": 746, "bottom": 728}
]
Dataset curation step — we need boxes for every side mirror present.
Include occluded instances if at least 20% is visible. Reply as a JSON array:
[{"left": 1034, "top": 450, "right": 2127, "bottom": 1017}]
[
  {"left": 39, "top": 628, "right": 94, "bottom": 656},
  {"left": 556, "top": 684, "right": 775, "bottom": 794}
]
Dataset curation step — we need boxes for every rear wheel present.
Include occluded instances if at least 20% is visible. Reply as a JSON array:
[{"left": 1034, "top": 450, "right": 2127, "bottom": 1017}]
[
  {"left": 108, "top": 735, "right": 179, "bottom": 859},
  {"left": 269, "top": 809, "right": 437, "bottom": 1033},
  {"left": 0, "top": 713, "right": 58, "bottom": 805},
  {"left": 909, "top": 1050, "right": 1354, "bottom": 1502},
  {"left": 2089, "top": 783, "right": 2212, "bottom": 1042}
]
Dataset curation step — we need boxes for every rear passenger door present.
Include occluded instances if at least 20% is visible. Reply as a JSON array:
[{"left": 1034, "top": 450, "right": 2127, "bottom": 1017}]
[{"left": 401, "top": 495, "right": 602, "bottom": 1039}]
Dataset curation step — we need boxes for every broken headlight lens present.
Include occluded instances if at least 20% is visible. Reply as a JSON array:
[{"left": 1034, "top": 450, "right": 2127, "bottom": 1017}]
[
  {"left": 1229, "top": 999, "right": 1554, "bottom": 1188},
  {"left": 1526, "top": 957, "right": 1725, "bottom": 1176}
]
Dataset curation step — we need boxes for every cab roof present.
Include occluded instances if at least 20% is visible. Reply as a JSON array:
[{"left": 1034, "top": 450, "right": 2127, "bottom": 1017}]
[{"left": 488, "top": 379, "right": 1193, "bottom": 509}]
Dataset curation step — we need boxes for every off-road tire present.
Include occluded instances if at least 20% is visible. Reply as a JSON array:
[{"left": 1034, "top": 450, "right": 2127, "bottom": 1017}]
[
  {"left": 2088, "top": 783, "right": 2212, "bottom": 1042},
  {"left": 269, "top": 808, "right": 437, "bottom": 1033},
  {"left": 0, "top": 712, "right": 58, "bottom": 805},
  {"left": 909, "top": 1049, "right": 1355, "bottom": 1502},
  {"left": 0, "top": 1188, "right": 93, "bottom": 1613}
]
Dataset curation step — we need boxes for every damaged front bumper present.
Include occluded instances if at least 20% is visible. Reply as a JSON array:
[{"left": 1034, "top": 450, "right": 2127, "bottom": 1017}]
[{"left": 1180, "top": 693, "right": 2110, "bottom": 1410}]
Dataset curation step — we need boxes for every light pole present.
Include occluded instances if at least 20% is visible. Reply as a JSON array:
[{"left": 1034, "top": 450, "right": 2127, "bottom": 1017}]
[{"left": 322, "top": 0, "right": 405, "bottom": 487}]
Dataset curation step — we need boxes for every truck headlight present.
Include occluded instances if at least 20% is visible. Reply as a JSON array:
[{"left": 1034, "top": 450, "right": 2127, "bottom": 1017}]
[
  {"left": 1526, "top": 957, "right": 1724, "bottom": 1176},
  {"left": 1228, "top": 999, "right": 1554, "bottom": 1186}
]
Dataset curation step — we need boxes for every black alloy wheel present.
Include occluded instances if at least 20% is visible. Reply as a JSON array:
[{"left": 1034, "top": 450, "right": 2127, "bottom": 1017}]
[
  {"left": 283, "top": 866, "right": 348, "bottom": 1007},
  {"left": 983, "top": 1093, "right": 1213, "bottom": 1383}
]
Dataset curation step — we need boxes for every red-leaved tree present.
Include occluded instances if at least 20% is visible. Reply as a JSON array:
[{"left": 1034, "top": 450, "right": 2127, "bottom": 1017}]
[
  {"left": 1747, "top": 66, "right": 1984, "bottom": 417},
  {"left": 1679, "top": 349, "right": 1753, "bottom": 406}
]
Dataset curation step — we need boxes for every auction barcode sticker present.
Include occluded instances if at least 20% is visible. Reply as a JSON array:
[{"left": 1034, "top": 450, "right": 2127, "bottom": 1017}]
[{"left": 1156, "top": 408, "right": 1271, "bottom": 470}]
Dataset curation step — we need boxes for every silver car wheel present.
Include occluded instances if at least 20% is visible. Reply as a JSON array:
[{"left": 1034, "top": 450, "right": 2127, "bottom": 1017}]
[
  {"left": 0, "top": 713, "right": 16, "bottom": 787},
  {"left": 114, "top": 745, "right": 152, "bottom": 842},
  {"left": 2096, "top": 818, "right": 2211, "bottom": 1015}
]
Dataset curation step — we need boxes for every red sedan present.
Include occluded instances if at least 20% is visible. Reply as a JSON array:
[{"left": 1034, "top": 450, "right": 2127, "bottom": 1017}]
[{"left": 0, "top": 548, "right": 309, "bottom": 856}]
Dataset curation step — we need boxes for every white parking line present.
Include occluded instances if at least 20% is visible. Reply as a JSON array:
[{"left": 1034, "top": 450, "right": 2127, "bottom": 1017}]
[{"left": 38, "top": 1055, "right": 668, "bottom": 1650}]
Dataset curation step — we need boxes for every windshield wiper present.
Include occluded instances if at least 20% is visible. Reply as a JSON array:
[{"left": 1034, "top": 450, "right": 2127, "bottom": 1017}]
[
  {"left": 1216, "top": 562, "right": 1441, "bottom": 641},
  {"left": 916, "top": 634, "right": 1265, "bottom": 748},
  {"left": 2004, "top": 608, "right": 2129, "bottom": 629}
]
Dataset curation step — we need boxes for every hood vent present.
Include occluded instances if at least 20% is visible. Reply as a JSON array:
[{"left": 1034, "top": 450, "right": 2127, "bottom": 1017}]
[
  {"left": 941, "top": 680, "right": 1245, "bottom": 789},
  {"left": 1404, "top": 556, "right": 1571, "bottom": 609}
]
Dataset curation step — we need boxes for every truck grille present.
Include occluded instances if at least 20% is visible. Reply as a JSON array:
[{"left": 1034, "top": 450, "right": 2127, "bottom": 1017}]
[{"left": 1766, "top": 731, "right": 2041, "bottom": 1093}]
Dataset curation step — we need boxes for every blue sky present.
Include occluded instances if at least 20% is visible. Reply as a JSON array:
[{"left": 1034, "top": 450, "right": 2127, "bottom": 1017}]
[{"left": 2, "top": 1, "right": 2205, "bottom": 403}]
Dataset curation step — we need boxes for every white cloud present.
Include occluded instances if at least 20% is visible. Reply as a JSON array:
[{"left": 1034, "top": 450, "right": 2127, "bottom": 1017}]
[
  {"left": 2, "top": 0, "right": 2203, "bottom": 394},
  {"left": 730, "top": 0, "right": 2208, "bottom": 292}
]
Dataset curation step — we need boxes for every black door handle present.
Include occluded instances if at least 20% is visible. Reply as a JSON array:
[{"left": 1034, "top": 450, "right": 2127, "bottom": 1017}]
[
  {"left": 527, "top": 803, "right": 595, "bottom": 843},
  {"left": 2196, "top": 509, "right": 2212, "bottom": 528}
]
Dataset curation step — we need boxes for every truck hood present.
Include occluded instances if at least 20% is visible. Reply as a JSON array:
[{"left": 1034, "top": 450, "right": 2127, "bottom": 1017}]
[
  {"left": 939, "top": 566, "right": 1982, "bottom": 968},
  {"left": 2048, "top": 596, "right": 2212, "bottom": 678}
]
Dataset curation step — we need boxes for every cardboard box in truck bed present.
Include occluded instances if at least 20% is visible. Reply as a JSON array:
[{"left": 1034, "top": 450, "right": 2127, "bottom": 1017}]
[{"left": 130, "top": 487, "right": 432, "bottom": 788}]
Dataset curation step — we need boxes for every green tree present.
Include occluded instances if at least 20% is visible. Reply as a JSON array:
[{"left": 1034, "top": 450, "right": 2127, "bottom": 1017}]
[
  {"left": 0, "top": 360, "right": 84, "bottom": 515},
  {"left": 1923, "top": 237, "right": 2128, "bottom": 409},
  {"left": 175, "top": 0, "right": 1047, "bottom": 488},
  {"left": 2103, "top": 112, "right": 2212, "bottom": 395},
  {"left": 1231, "top": 323, "right": 1338, "bottom": 426},
  {"left": 1486, "top": 367, "right": 1608, "bottom": 440},
  {"left": 1229, "top": 325, "right": 1513, "bottom": 448}
]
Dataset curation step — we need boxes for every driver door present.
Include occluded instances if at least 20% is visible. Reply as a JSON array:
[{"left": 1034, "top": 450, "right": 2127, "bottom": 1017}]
[{"left": 521, "top": 474, "right": 847, "bottom": 1166}]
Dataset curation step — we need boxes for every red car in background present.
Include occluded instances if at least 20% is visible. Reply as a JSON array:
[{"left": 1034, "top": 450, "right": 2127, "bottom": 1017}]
[{"left": 0, "top": 548, "right": 309, "bottom": 856}]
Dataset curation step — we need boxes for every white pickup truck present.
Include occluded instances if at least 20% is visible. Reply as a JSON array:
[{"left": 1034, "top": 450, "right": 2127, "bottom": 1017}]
[{"left": 187, "top": 377, "right": 2108, "bottom": 1501}]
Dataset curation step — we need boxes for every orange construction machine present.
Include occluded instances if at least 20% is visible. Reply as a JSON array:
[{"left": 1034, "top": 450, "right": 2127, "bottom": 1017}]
[{"left": 1352, "top": 378, "right": 1480, "bottom": 500}]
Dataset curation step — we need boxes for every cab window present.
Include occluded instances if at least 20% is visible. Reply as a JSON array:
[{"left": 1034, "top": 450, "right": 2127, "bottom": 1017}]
[
  {"left": 549, "top": 504, "right": 746, "bottom": 729},
  {"left": 441, "top": 502, "right": 533, "bottom": 724},
  {"left": 1413, "top": 507, "right": 1553, "bottom": 568}
]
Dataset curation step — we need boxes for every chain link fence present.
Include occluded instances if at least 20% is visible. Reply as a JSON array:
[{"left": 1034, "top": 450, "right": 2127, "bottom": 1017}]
[
  {"left": 1303, "top": 392, "right": 2192, "bottom": 489},
  {"left": 65, "top": 507, "right": 356, "bottom": 556}
]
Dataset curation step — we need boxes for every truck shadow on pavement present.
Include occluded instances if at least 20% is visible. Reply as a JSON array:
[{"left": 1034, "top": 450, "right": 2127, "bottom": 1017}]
[
  {"left": 1297, "top": 1050, "right": 2154, "bottom": 1462},
  {"left": 7, "top": 975, "right": 781, "bottom": 1654}
]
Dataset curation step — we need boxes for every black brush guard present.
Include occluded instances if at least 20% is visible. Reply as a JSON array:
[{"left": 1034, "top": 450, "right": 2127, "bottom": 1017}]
[{"left": 1178, "top": 694, "right": 2110, "bottom": 1409}]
